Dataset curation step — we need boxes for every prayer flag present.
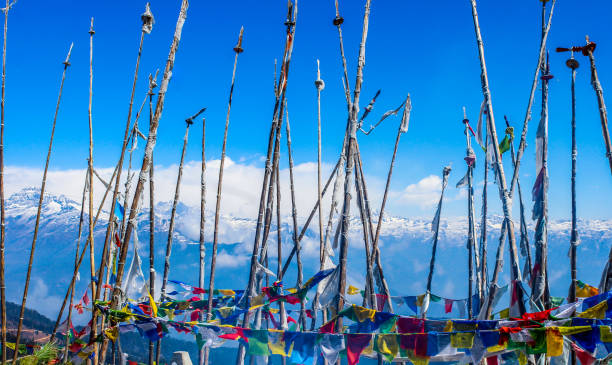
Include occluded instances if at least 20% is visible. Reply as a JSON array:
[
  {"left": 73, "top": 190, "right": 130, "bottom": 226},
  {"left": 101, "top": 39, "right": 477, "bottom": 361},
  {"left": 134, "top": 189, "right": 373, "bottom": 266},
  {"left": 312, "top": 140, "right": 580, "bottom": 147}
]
[{"left": 346, "top": 334, "right": 372, "bottom": 365}]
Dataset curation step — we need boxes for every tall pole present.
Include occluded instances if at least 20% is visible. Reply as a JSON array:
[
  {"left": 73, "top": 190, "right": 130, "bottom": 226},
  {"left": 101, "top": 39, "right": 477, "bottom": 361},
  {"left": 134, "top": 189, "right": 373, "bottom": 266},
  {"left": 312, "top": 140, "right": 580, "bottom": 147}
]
[
  {"left": 469, "top": 0, "right": 525, "bottom": 317},
  {"left": 198, "top": 117, "right": 206, "bottom": 365},
  {"left": 425, "top": 167, "right": 451, "bottom": 305},
  {"left": 65, "top": 169, "right": 89, "bottom": 361},
  {"left": 0, "top": 0, "right": 12, "bottom": 361},
  {"left": 479, "top": 126, "right": 488, "bottom": 297},
  {"left": 369, "top": 96, "right": 411, "bottom": 312},
  {"left": 583, "top": 37, "right": 612, "bottom": 175},
  {"left": 205, "top": 30, "right": 244, "bottom": 365},
  {"left": 12, "top": 43, "right": 73, "bottom": 363},
  {"left": 86, "top": 20, "right": 98, "bottom": 364},
  {"left": 147, "top": 71, "right": 158, "bottom": 365},
  {"left": 532, "top": 52, "right": 552, "bottom": 310},
  {"left": 485, "top": 0, "right": 556, "bottom": 319},
  {"left": 462, "top": 111, "right": 478, "bottom": 319},
  {"left": 106, "top": 4, "right": 190, "bottom": 364},
  {"left": 236, "top": 5, "right": 295, "bottom": 364},
  {"left": 567, "top": 54, "right": 579, "bottom": 303},
  {"left": 94, "top": 3, "right": 154, "bottom": 310}
]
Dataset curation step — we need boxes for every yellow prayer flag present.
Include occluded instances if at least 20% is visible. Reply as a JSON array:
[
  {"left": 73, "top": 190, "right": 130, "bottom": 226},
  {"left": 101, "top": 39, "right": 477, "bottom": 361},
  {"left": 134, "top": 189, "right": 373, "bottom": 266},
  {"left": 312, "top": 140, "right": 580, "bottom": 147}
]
[
  {"left": 546, "top": 328, "right": 563, "bottom": 357},
  {"left": 576, "top": 283, "right": 599, "bottom": 298},
  {"left": 578, "top": 300, "right": 607, "bottom": 319},
  {"left": 443, "top": 320, "right": 453, "bottom": 332},
  {"left": 149, "top": 292, "right": 158, "bottom": 318},
  {"left": 499, "top": 308, "right": 510, "bottom": 319},
  {"left": 451, "top": 332, "right": 475, "bottom": 348},
  {"left": 558, "top": 326, "right": 591, "bottom": 336},
  {"left": 363, "top": 337, "right": 375, "bottom": 356},
  {"left": 600, "top": 326, "right": 612, "bottom": 342},
  {"left": 353, "top": 304, "right": 376, "bottom": 322},
  {"left": 376, "top": 334, "right": 399, "bottom": 362},
  {"left": 268, "top": 331, "right": 288, "bottom": 356},
  {"left": 518, "top": 351, "right": 527, "bottom": 365},
  {"left": 250, "top": 293, "right": 266, "bottom": 308},
  {"left": 487, "top": 344, "right": 507, "bottom": 353},
  {"left": 219, "top": 289, "right": 236, "bottom": 296},
  {"left": 348, "top": 285, "right": 361, "bottom": 295},
  {"left": 105, "top": 327, "right": 119, "bottom": 342}
]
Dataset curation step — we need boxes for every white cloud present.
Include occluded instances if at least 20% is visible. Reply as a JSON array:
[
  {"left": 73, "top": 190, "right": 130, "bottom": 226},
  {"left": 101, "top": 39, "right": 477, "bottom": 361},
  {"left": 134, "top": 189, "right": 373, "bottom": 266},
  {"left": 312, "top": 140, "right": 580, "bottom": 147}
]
[
  {"left": 393, "top": 174, "right": 443, "bottom": 208},
  {"left": 216, "top": 250, "right": 249, "bottom": 268}
]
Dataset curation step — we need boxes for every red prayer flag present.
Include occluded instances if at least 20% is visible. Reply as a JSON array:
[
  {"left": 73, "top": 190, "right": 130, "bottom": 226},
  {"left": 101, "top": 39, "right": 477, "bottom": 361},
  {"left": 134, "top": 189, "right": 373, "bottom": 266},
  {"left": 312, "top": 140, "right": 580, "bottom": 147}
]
[
  {"left": 319, "top": 319, "right": 335, "bottom": 334},
  {"left": 114, "top": 232, "right": 122, "bottom": 248},
  {"left": 572, "top": 343, "right": 596, "bottom": 365},
  {"left": 445, "top": 299, "right": 453, "bottom": 313},
  {"left": 82, "top": 291, "right": 90, "bottom": 306},
  {"left": 346, "top": 334, "right": 372, "bottom": 365},
  {"left": 486, "top": 356, "right": 499, "bottom": 365}
]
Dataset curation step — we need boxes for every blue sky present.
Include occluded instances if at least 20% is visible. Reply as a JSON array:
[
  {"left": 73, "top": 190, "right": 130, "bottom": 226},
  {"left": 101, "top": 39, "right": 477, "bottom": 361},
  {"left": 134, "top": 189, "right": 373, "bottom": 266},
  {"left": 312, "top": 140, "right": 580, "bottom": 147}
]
[{"left": 4, "top": 0, "right": 612, "bottom": 220}]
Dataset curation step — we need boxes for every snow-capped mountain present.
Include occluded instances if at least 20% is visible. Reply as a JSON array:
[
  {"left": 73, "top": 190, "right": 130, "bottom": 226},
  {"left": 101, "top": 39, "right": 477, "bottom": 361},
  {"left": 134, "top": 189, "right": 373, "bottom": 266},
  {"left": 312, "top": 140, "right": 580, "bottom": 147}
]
[{"left": 3, "top": 188, "right": 610, "bottom": 320}]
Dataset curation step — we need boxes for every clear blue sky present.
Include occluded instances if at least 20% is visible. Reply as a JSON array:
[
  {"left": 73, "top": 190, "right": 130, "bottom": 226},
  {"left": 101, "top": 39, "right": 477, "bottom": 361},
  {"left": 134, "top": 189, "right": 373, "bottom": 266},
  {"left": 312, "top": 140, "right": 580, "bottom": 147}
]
[{"left": 4, "top": 0, "right": 612, "bottom": 219}]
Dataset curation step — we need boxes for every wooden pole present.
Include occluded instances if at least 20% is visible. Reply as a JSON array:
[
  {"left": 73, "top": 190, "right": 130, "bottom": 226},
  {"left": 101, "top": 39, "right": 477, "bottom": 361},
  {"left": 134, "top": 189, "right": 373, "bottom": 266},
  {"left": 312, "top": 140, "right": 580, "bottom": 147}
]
[
  {"left": 505, "top": 115, "right": 532, "bottom": 285},
  {"left": 368, "top": 96, "right": 411, "bottom": 312},
  {"left": 198, "top": 117, "right": 206, "bottom": 365},
  {"left": 148, "top": 71, "right": 158, "bottom": 365},
  {"left": 581, "top": 38, "right": 612, "bottom": 292},
  {"left": 532, "top": 50, "right": 552, "bottom": 310},
  {"left": 50, "top": 161, "right": 119, "bottom": 342},
  {"left": 567, "top": 55, "right": 579, "bottom": 303},
  {"left": 94, "top": 2, "right": 153, "bottom": 311},
  {"left": 462, "top": 110, "right": 479, "bottom": 319},
  {"left": 12, "top": 43, "right": 73, "bottom": 363},
  {"left": 65, "top": 169, "right": 89, "bottom": 361},
  {"left": 283, "top": 103, "right": 307, "bottom": 328},
  {"left": 160, "top": 110, "right": 203, "bottom": 299},
  {"left": 425, "top": 167, "right": 451, "bottom": 300},
  {"left": 106, "top": 4, "right": 189, "bottom": 364},
  {"left": 0, "top": 0, "right": 11, "bottom": 361},
  {"left": 469, "top": 0, "right": 525, "bottom": 317},
  {"left": 205, "top": 32, "right": 244, "bottom": 360},
  {"left": 274, "top": 159, "right": 288, "bottom": 365},
  {"left": 336, "top": 0, "right": 372, "bottom": 329},
  {"left": 479, "top": 127, "right": 488, "bottom": 296},
  {"left": 584, "top": 37, "right": 612, "bottom": 175},
  {"left": 236, "top": 5, "right": 295, "bottom": 363},
  {"left": 488, "top": 2, "right": 556, "bottom": 314}
]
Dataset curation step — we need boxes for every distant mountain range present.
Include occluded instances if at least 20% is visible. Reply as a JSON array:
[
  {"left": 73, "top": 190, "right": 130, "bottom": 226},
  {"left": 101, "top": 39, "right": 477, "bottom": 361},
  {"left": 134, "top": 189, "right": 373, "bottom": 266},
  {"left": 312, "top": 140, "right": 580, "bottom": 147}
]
[{"left": 3, "top": 187, "right": 610, "bottom": 322}]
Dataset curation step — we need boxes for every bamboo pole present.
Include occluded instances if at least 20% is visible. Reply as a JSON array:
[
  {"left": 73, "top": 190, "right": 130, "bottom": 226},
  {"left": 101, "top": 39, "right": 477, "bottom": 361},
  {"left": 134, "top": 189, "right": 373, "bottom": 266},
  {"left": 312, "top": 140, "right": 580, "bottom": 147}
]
[
  {"left": 425, "top": 167, "right": 451, "bottom": 304},
  {"left": 51, "top": 162, "right": 119, "bottom": 342},
  {"left": 280, "top": 161, "right": 340, "bottom": 279},
  {"left": 86, "top": 19, "right": 99, "bottom": 364},
  {"left": 94, "top": 2, "right": 154, "bottom": 316},
  {"left": 504, "top": 115, "right": 532, "bottom": 285},
  {"left": 469, "top": 0, "right": 525, "bottom": 317},
  {"left": 487, "top": 3, "right": 556, "bottom": 313},
  {"left": 567, "top": 54, "right": 579, "bottom": 304},
  {"left": 160, "top": 109, "right": 204, "bottom": 300},
  {"left": 148, "top": 70, "right": 158, "bottom": 365},
  {"left": 236, "top": 5, "right": 296, "bottom": 363},
  {"left": 65, "top": 169, "right": 89, "bottom": 361},
  {"left": 316, "top": 60, "right": 325, "bottom": 271},
  {"left": 532, "top": 51, "right": 552, "bottom": 310},
  {"left": 283, "top": 103, "right": 307, "bottom": 329},
  {"left": 203, "top": 28, "right": 243, "bottom": 365},
  {"left": 463, "top": 112, "right": 477, "bottom": 319},
  {"left": 0, "top": 0, "right": 12, "bottom": 361},
  {"left": 105, "top": 3, "right": 189, "bottom": 363},
  {"left": 12, "top": 43, "right": 73, "bottom": 363},
  {"left": 584, "top": 37, "right": 612, "bottom": 175},
  {"left": 310, "top": 60, "right": 326, "bottom": 328},
  {"left": 368, "top": 96, "right": 411, "bottom": 312},
  {"left": 197, "top": 117, "right": 206, "bottom": 365},
  {"left": 584, "top": 37, "right": 612, "bottom": 292},
  {"left": 479, "top": 128, "right": 488, "bottom": 296},
  {"left": 336, "top": 0, "right": 372, "bottom": 329}
]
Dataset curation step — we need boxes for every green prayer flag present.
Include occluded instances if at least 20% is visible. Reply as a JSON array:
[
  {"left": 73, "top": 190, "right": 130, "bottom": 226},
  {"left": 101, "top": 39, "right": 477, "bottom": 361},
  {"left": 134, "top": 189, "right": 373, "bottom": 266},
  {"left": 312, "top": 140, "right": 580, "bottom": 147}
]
[
  {"left": 550, "top": 297, "right": 565, "bottom": 307},
  {"left": 526, "top": 329, "right": 547, "bottom": 355},
  {"left": 499, "top": 135, "right": 511, "bottom": 154},
  {"left": 246, "top": 329, "right": 270, "bottom": 356}
]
